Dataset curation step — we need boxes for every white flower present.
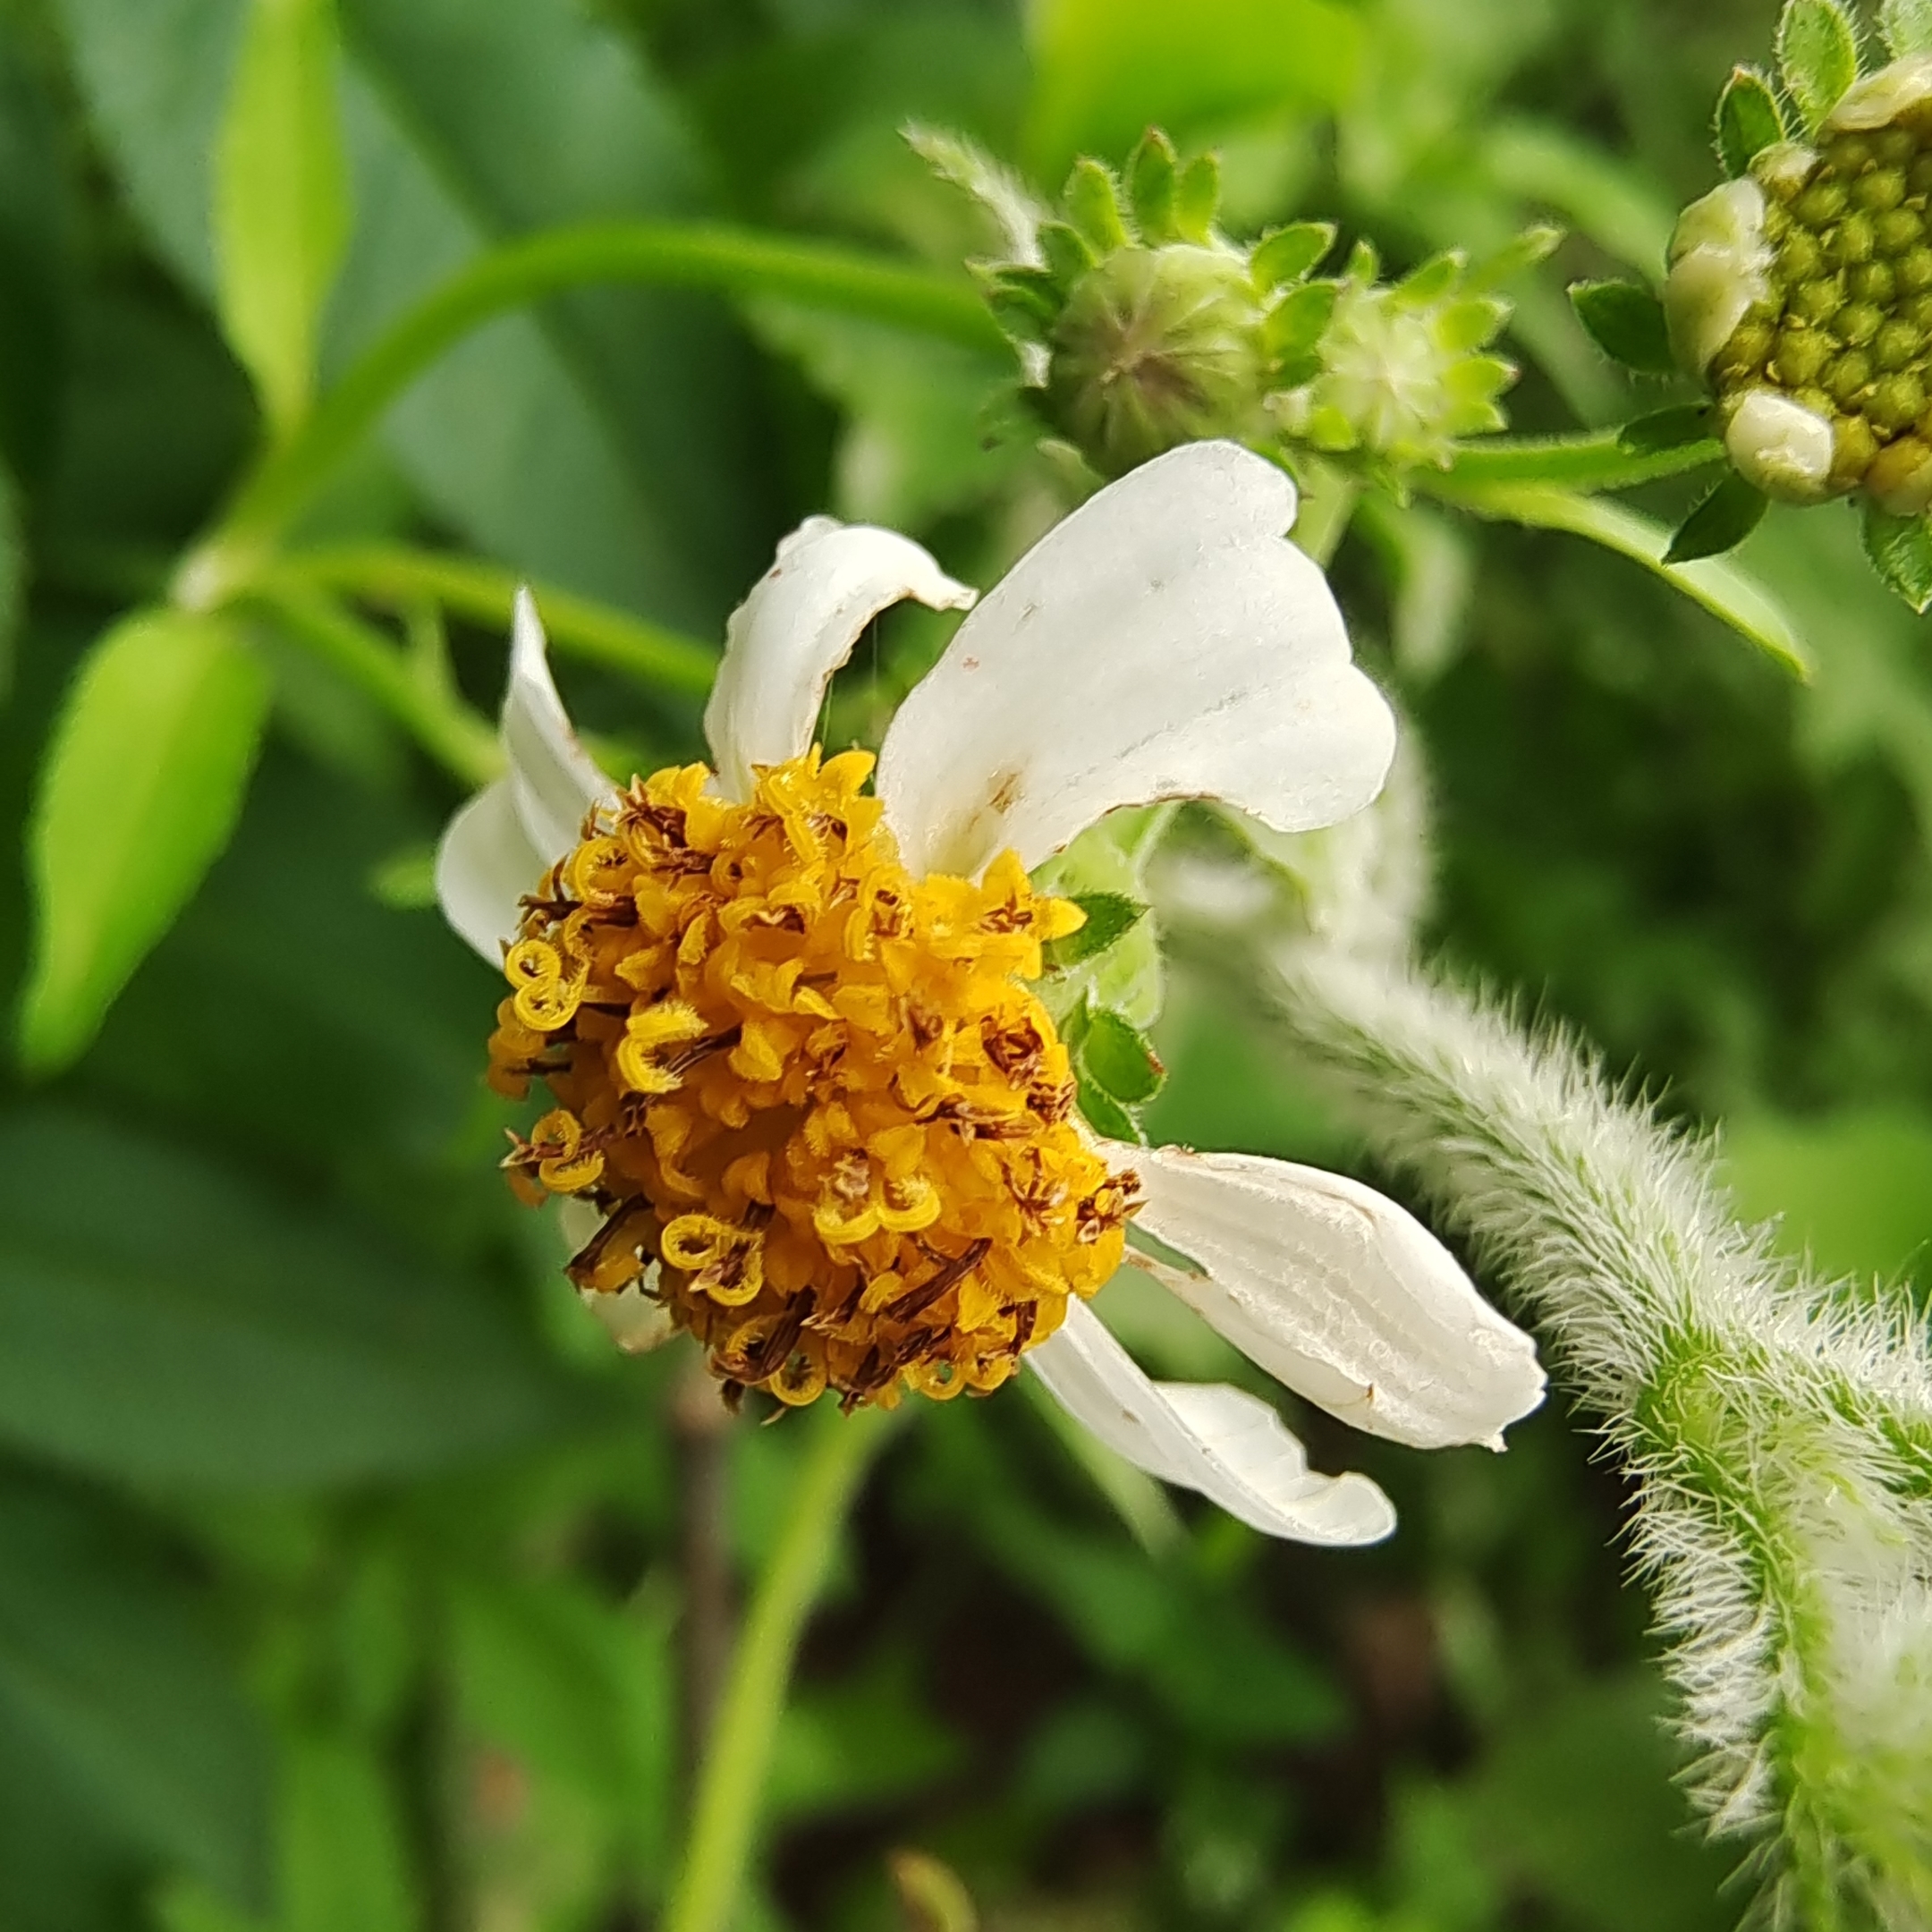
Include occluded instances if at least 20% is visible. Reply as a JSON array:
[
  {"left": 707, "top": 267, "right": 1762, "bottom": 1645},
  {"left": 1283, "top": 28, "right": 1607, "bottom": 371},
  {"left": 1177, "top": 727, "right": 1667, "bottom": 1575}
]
[
  {"left": 436, "top": 439, "right": 1545, "bottom": 1547},
  {"left": 1723, "top": 386, "right": 1836, "bottom": 501},
  {"left": 1664, "top": 178, "right": 1773, "bottom": 379},
  {"left": 1826, "top": 54, "right": 1932, "bottom": 131}
]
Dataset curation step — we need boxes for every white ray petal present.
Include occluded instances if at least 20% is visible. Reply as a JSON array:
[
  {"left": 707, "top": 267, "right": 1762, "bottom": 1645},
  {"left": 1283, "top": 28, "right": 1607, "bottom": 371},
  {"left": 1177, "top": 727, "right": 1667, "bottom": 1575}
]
[
  {"left": 704, "top": 516, "right": 976, "bottom": 802},
  {"left": 503, "top": 587, "right": 615, "bottom": 861},
  {"left": 875, "top": 440, "right": 1395, "bottom": 877},
  {"left": 1027, "top": 1299, "right": 1396, "bottom": 1545},
  {"left": 1124, "top": 1142, "right": 1546, "bottom": 1451},
  {"left": 435, "top": 780, "right": 547, "bottom": 962}
]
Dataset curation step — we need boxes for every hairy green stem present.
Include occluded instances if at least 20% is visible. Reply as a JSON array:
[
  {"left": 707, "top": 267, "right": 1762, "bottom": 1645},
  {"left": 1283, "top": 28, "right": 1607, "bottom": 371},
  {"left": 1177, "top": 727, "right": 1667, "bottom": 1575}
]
[
  {"left": 1431, "top": 426, "right": 1724, "bottom": 496},
  {"left": 246, "top": 584, "right": 500, "bottom": 786},
  {"left": 191, "top": 222, "right": 1002, "bottom": 576},
  {"left": 1267, "top": 950, "right": 1932, "bottom": 1928},
  {"left": 271, "top": 545, "right": 717, "bottom": 696},
  {"left": 664, "top": 1404, "right": 892, "bottom": 1932}
]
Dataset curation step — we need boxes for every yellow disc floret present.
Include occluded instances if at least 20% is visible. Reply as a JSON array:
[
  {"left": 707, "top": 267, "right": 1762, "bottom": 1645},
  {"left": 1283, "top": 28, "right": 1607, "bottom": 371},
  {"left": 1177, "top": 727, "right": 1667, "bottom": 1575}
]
[{"left": 489, "top": 748, "right": 1140, "bottom": 1410}]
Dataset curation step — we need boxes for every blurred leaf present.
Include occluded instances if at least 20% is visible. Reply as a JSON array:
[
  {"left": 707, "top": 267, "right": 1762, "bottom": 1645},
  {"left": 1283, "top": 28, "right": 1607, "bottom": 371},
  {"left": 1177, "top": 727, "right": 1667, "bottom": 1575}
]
[
  {"left": 1462, "top": 1673, "right": 1732, "bottom": 1932},
  {"left": 769, "top": 1649, "right": 963, "bottom": 1823},
  {"left": 890, "top": 1849, "right": 979, "bottom": 1932},
  {"left": 1044, "top": 892, "right": 1148, "bottom": 971},
  {"left": 1862, "top": 501, "right": 1932, "bottom": 614},
  {"left": 20, "top": 608, "right": 267, "bottom": 1073},
  {"left": 1716, "top": 66, "right": 1787, "bottom": 179},
  {"left": 1778, "top": 0, "right": 1860, "bottom": 135},
  {"left": 1357, "top": 495, "right": 1475, "bottom": 684},
  {"left": 1665, "top": 472, "right": 1768, "bottom": 564},
  {"left": 0, "top": 462, "right": 19, "bottom": 704},
  {"left": 1027, "top": 0, "right": 1364, "bottom": 175},
  {"left": 1480, "top": 121, "right": 1675, "bottom": 272},
  {"left": 1883, "top": 0, "right": 1932, "bottom": 55},
  {"left": 213, "top": 0, "right": 351, "bottom": 436},
  {"left": 1723, "top": 1107, "right": 1932, "bottom": 1283},
  {"left": 1569, "top": 280, "right": 1674, "bottom": 375},
  {"left": 1452, "top": 483, "right": 1809, "bottom": 677},
  {"left": 0, "top": 1470, "right": 271, "bottom": 1908},
  {"left": 0, "top": 1108, "right": 579, "bottom": 1487},
  {"left": 277, "top": 1731, "right": 416, "bottom": 1932}
]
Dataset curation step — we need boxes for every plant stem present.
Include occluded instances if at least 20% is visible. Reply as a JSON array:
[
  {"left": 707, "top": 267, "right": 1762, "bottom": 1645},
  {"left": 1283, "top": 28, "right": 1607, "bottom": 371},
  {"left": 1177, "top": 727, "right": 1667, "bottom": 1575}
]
[
  {"left": 664, "top": 1403, "right": 893, "bottom": 1932},
  {"left": 1428, "top": 425, "right": 1723, "bottom": 496},
  {"left": 1290, "top": 464, "right": 1360, "bottom": 569},
  {"left": 195, "top": 222, "right": 1004, "bottom": 570},
  {"left": 673, "top": 1360, "right": 738, "bottom": 1799},
  {"left": 246, "top": 584, "right": 500, "bottom": 786},
  {"left": 271, "top": 544, "right": 718, "bottom": 697}
]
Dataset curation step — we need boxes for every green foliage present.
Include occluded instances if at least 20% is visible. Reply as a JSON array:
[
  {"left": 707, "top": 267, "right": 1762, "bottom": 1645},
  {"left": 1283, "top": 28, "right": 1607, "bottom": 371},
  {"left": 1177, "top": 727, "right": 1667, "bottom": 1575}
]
[
  {"left": 1862, "top": 499, "right": 1932, "bottom": 612},
  {"left": 1776, "top": 0, "right": 1861, "bottom": 135},
  {"left": 1043, "top": 890, "right": 1149, "bottom": 969},
  {"left": 20, "top": 609, "right": 267, "bottom": 1073},
  {"left": 1882, "top": 0, "right": 1932, "bottom": 55},
  {"left": 1715, "top": 65, "right": 1788, "bottom": 178},
  {"left": 1570, "top": 279, "right": 1676, "bottom": 374},
  {"left": 1665, "top": 471, "right": 1770, "bottom": 563}
]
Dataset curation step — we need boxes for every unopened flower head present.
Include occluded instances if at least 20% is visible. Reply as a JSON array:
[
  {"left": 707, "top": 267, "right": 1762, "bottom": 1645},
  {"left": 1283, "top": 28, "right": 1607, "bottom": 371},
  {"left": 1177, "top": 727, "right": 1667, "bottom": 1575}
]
[
  {"left": 436, "top": 441, "right": 1545, "bottom": 1545},
  {"left": 1673, "top": 55, "right": 1932, "bottom": 511}
]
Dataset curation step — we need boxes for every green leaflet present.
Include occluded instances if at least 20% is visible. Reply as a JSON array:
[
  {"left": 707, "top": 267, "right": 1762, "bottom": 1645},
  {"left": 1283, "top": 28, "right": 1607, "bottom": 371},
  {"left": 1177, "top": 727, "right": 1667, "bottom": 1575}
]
[
  {"left": 1715, "top": 66, "right": 1788, "bottom": 179},
  {"left": 1776, "top": 0, "right": 1860, "bottom": 135},
  {"left": 213, "top": 0, "right": 351, "bottom": 436},
  {"left": 0, "top": 1109, "right": 580, "bottom": 1487},
  {"left": 1569, "top": 280, "right": 1675, "bottom": 376},
  {"left": 1664, "top": 471, "right": 1769, "bottom": 564},
  {"left": 1043, "top": 891, "right": 1149, "bottom": 970},
  {"left": 1077, "top": 1004, "right": 1165, "bottom": 1106},
  {"left": 0, "top": 1472, "right": 271, "bottom": 1909},
  {"left": 1862, "top": 499, "right": 1932, "bottom": 612},
  {"left": 1882, "top": 0, "right": 1932, "bottom": 55},
  {"left": 20, "top": 608, "right": 268, "bottom": 1072}
]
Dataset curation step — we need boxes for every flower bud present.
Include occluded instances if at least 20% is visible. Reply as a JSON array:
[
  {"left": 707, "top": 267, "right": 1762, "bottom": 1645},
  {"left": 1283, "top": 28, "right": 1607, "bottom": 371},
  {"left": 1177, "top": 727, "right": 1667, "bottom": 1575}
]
[
  {"left": 1723, "top": 387, "right": 1836, "bottom": 501},
  {"left": 1044, "top": 244, "right": 1267, "bottom": 476}
]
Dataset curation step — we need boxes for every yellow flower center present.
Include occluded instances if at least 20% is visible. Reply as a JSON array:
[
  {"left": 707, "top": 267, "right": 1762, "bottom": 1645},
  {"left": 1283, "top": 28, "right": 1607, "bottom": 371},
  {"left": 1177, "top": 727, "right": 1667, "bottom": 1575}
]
[{"left": 487, "top": 748, "right": 1140, "bottom": 1410}]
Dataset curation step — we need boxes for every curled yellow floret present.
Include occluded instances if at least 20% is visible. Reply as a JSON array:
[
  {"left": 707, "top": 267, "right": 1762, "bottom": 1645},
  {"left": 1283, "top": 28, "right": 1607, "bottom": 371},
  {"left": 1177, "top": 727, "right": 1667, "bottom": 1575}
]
[{"left": 487, "top": 748, "right": 1139, "bottom": 1409}]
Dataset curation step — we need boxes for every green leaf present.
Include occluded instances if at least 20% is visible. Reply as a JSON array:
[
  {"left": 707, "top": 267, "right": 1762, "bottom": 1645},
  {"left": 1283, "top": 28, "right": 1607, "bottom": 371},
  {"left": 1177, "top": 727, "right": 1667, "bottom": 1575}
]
[
  {"left": 1250, "top": 221, "right": 1336, "bottom": 291},
  {"left": 1862, "top": 500, "right": 1932, "bottom": 612},
  {"left": 1716, "top": 65, "right": 1789, "bottom": 178},
  {"left": 1044, "top": 892, "right": 1149, "bottom": 970},
  {"left": 1664, "top": 472, "right": 1769, "bottom": 563},
  {"left": 1079, "top": 1005, "right": 1165, "bottom": 1106},
  {"left": 1882, "top": 0, "right": 1932, "bottom": 55},
  {"left": 1569, "top": 280, "right": 1675, "bottom": 375},
  {"left": 1036, "top": 218, "right": 1096, "bottom": 289},
  {"left": 277, "top": 1733, "right": 416, "bottom": 1932},
  {"left": 1027, "top": 0, "right": 1363, "bottom": 176},
  {"left": 1263, "top": 280, "right": 1338, "bottom": 363},
  {"left": 20, "top": 609, "right": 268, "bottom": 1073},
  {"left": 1172, "top": 152, "right": 1220, "bottom": 243},
  {"left": 213, "top": 0, "right": 350, "bottom": 436},
  {"left": 1074, "top": 1075, "right": 1142, "bottom": 1144},
  {"left": 0, "top": 1471, "right": 271, "bottom": 1907},
  {"left": 1124, "top": 126, "right": 1179, "bottom": 240},
  {"left": 0, "top": 1108, "right": 580, "bottom": 1487},
  {"left": 1453, "top": 482, "right": 1809, "bottom": 676},
  {"left": 1777, "top": 0, "right": 1860, "bottom": 135},
  {"left": 1618, "top": 404, "right": 1717, "bottom": 456},
  {"left": 1062, "top": 156, "right": 1129, "bottom": 253}
]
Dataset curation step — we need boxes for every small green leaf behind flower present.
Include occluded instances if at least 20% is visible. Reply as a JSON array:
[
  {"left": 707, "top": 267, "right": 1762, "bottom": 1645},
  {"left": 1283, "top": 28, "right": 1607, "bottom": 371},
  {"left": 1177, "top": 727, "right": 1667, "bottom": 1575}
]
[
  {"left": 1716, "top": 66, "right": 1790, "bottom": 178},
  {"left": 1570, "top": 280, "right": 1677, "bottom": 375},
  {"left": 1043, "top": 891, "right": 1149, "bottom": 970},
  {"left": 1665, "top": 470, "right": 1771, "bottom": 562},
  {"left": 1776, "top": 0, "right": 1861, "bottom": 136},
  {"left": 1861, "top": 498, "right": 1932, "bottom": 608},
  {"left": 19, "top": 609, "right": 270, "bottom": 1074}
]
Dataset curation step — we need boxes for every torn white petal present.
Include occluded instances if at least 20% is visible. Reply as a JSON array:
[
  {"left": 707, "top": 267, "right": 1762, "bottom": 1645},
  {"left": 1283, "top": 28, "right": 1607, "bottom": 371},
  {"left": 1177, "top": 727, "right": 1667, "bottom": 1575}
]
[
  {"left": 705, "top": 517, "right": 975, "bottom": 802},
  {"left": 1125, "top": 1142, "right": 1546, "bottom": 1451},
  {"left": 504, "top": 587, "right": 616, "bottom": 861},
  {"left": 1027, "top": 1298, "right": 1396, "bottom": 1545},
  {"left": 875, "top": 440, "right": 1395, "bottom": 878}
]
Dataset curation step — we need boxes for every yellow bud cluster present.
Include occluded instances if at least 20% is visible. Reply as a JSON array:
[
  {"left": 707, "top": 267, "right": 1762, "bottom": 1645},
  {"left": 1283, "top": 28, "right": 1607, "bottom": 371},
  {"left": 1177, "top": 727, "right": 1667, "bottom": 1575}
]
[{"left": 489, "top": 749, "right": 1139, "bottom": 1410}]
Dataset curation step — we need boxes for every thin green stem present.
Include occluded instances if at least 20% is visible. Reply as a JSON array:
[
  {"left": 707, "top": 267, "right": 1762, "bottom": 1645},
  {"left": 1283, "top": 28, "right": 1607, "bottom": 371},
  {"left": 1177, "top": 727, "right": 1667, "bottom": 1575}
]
[
  {"left": 1289, "top": 464, "right": 1360, "bottom": 569},
  {"left": 247, "top": 584, "right": 500, "bottom": 786},
  {"left": 192, "top": 222, "right": 1003, "bottom": 574},
  {"left": 271, "top": 544, "right": 718, "bottom": 697},
  {"left": 1428, "top": 426, "right": 1723, "bottom": 497},
  {"left": 663, "top": 1404, "right": 893, "bottom": 1932}
]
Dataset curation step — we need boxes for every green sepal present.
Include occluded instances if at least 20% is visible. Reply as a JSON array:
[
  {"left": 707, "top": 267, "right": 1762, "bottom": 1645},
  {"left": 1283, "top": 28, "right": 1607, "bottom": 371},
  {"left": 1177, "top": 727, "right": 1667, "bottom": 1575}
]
[
  {"left": 1251, "top": 222, "right": 1337, "bottom": 291},
  {"left": 1716, "top": 65, "right": 1789, "bottom": 178},
  {"left": 979, "top": 265, "right": 1062, "bottom": 343},
  {"left": 1074, "top": 1075, "right": 1143, "bottom": 1144},
  {"left": 1125, "top": 128, "right": 1179, "bottom": 241},
  {"left": 1063, "top": 157, "right": 1130, "bottom": 253},
  {"left": 1263, "top": 281, "right": 1338, "bottom": 364},
  {"left": 1043, "top": 891, "right": 1149, "bottom": 971},
  {"left": 1882, "top": 0, "right": 1932, "bottom": 55},
  {"left": 1619, "top": 403, "right": 1718, "bottom": 455},
  {"left": 1173, "top": 153, "right": 1221, "bottom": 243},
  {"left": 1076, "top": 1003, "right": 1165, "bottom": 1106},
  {"left": 1392, "top": 250, "right": 1464, "bottom": 309},
  {"left": 1570, "top": 280, "right": 1675, "bottom": 375},
  {"left": 1272, "top": 352, "right": 1325, "bottom": 390},
  {"left": 1863, "top": 499, "right": 1932, "bottom": 611},
  {"left": 1665, "top": 471, "right": 1770, "bottom": 563},
  {"left": 1037, "top": 220, "right": 1097, "bottom": 291},
  {"left": 1776, "top": 0, "right": 1860, "bottom": 135},
  {"left": 1466, "top": 224, "right": 1563, "bottom": 294},
  {"left": 1437, "top": 293, "right": 1510, "bottom": 353}
]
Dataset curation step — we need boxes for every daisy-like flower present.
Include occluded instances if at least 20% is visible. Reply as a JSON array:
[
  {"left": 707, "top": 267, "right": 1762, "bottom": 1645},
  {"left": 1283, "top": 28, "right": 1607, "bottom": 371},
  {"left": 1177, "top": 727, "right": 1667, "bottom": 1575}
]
[{"left": 436, "top": 440, "right": 1544, "bottom": 1546}]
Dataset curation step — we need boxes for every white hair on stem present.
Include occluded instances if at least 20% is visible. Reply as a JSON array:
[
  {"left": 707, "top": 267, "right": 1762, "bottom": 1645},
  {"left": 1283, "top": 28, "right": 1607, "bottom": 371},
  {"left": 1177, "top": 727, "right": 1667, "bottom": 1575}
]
[{"left": 1264, "top": 948, "right": 1932, "bottom": 1926}]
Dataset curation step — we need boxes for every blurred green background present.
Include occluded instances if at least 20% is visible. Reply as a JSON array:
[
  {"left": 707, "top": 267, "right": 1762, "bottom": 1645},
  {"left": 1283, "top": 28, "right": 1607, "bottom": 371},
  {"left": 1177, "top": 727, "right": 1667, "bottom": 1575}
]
[{"left": 2, "top": 0, "right": 1929, "bottom": 1928}]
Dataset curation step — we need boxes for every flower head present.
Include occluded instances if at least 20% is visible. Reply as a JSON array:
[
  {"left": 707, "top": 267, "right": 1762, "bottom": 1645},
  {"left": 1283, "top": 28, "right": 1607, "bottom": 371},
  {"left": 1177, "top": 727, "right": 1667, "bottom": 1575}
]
[{"left": 437, "top": 441, "right": 1545, "bottom": 1544}]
